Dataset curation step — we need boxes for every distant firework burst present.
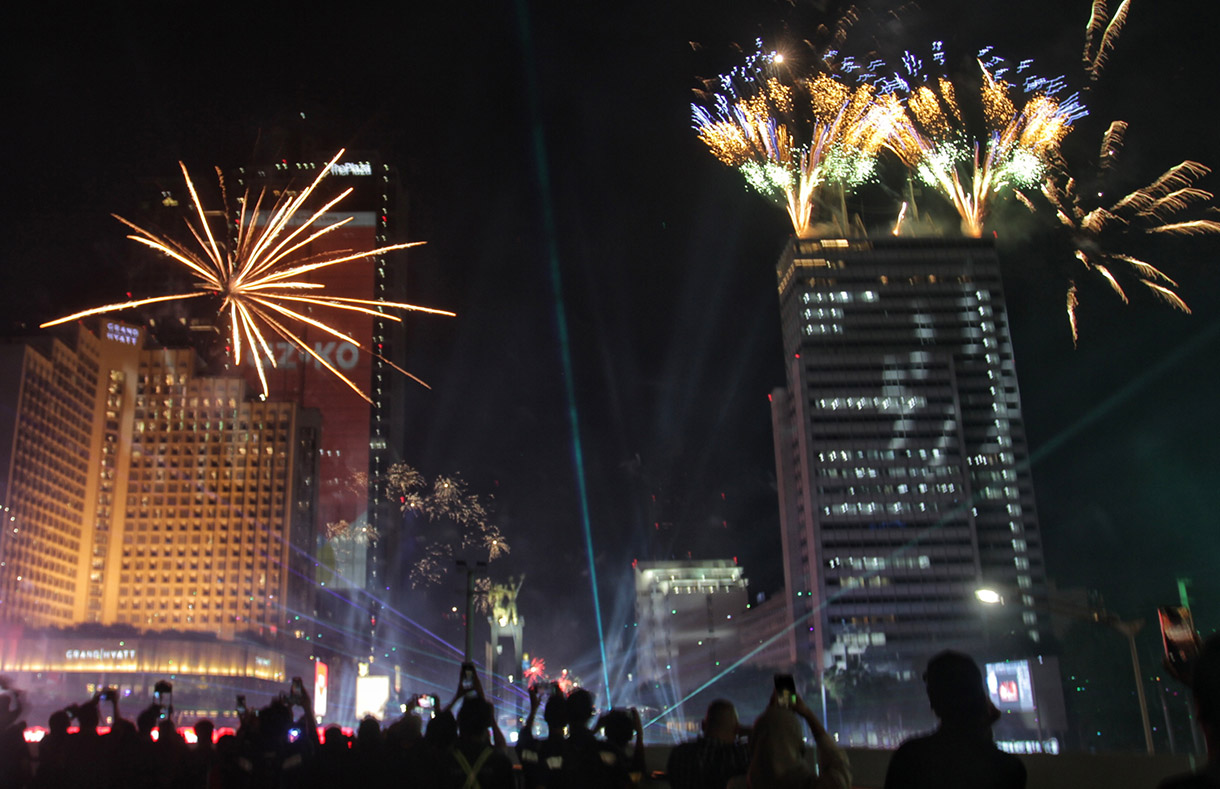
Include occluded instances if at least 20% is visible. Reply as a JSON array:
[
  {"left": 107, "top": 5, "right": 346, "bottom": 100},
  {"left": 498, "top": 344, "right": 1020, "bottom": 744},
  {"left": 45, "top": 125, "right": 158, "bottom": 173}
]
[
  {"left": 1041, "top": 121, "right": 1220, "bottom": 343},
  {"left": 866, "top": 45, "right": 1084, "bottom": 237},
  {"left": 691, "top": 41, "right": 888, "bottom": 236},
  {"left": 386, "top": 463, "right": 507, "bottom": 587},
  {"left": 41, "top": 149, "right": 453, "bottom": 403}
]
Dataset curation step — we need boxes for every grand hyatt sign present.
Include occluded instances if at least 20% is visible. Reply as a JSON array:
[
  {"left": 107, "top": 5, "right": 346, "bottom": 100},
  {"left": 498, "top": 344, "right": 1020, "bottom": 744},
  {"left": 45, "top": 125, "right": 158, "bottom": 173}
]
[
  {"left": 64, "top": 648, "right": 137, "bottom": 662},
  {"left": 0, "top": 636, "right": 285, "bottom": 681}
]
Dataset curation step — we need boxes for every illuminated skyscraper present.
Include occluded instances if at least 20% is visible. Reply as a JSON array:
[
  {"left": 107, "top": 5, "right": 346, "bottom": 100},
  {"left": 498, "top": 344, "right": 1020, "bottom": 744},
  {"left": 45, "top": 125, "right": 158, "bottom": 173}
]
[
  {"left": 770, "top": 236, "right": 1046, "bottom": 682},
  {"left": 634, "top": 560, "right": 749, "bottom": 693},
  {"left": 225, "top": 154, "right": 410, "bottom": 604},
  {"left": 0, "top": 321, "right": 320, "bottom": 637}
]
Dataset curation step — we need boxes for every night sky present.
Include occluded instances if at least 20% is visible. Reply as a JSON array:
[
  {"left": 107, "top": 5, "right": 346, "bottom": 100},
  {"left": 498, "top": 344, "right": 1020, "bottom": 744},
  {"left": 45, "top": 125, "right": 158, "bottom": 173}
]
[{"left": 5, "top": 0, "right": 1219, "bottom": 683}]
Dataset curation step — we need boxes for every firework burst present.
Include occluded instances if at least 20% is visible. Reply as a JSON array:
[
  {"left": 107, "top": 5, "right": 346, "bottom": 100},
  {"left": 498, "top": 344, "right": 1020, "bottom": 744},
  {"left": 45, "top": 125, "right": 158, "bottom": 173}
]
[
  {"left": 41, "top": 149, "right": 453, "bottom": 403},
  {"left": 385, "top": 463, "right": 508, "bottom": 587},
  {"left": 1082, "top": 0, "right": 1132, "bottom": 82},
  {"left": 866, "top": 47, "right": 1082, "bottom": 237},
  {"left": 692, "top": 41, "right": 888, "bottom": 236},
  {"left": 1041, "top": 121, "right": 1220, "bottom": 343},
  {"left": 524, "top": 657, "right": 547, "bottom": 688}
]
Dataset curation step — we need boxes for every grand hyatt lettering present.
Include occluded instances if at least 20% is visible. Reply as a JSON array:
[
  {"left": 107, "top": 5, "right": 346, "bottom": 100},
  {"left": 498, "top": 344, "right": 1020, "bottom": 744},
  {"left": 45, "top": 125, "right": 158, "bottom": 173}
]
[
  {"left": 65, "top": 648, "right": 137, "bottom": 661},
  {"left": 248, "top": 342, "right": 360, "bottom": 371}
]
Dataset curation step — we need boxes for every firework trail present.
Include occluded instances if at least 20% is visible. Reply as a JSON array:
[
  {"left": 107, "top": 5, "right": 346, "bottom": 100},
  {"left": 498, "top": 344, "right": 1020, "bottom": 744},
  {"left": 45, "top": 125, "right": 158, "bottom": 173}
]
[
  {"left": 1083, "top": 0, "right": 1132, "bottom": 82},
  {"left": 41, "top": 149, "right": 453, "bottom": 403},
  {"left": 1040, "top": 121, "right": 1220, "bottom": 343},
  {"left": 691, "top": 41, "right": 889, "bottom": 236},
  {"left": 865, "top": 46, "right": 1083, "bottom": 237},
  {"left": 385, "top": 463, "right": 508, "bottom": 587}
]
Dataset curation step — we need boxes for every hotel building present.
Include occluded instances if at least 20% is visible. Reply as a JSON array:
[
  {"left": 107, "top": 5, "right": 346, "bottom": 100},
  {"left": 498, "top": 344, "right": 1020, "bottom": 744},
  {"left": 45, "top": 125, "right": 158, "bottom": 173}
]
[{"left": 0, "top": 320, "right": 320, "bottom": 635}]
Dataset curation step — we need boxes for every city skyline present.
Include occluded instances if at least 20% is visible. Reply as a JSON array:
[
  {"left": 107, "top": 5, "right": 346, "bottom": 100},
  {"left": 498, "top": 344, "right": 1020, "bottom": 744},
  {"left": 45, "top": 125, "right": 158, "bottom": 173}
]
[{"left": 4, "top": 0, "right": 1219, "bottom": 710}]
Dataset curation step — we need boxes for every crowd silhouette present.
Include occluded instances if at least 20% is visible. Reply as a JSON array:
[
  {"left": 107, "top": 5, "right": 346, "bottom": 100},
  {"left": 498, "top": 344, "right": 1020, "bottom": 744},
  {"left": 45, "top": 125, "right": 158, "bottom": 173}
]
[{"left": 3, "top": 642, "right": 1217, "bottom": 788}]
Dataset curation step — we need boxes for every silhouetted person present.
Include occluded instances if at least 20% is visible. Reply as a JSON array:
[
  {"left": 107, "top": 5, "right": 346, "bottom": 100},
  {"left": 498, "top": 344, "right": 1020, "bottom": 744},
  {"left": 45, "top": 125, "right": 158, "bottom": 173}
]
[
  {"left": 884, "top": 650, "right": 1025, "bottom": 789},
  {"left": 64, "top": 700, "right": 109, "bottom": 789},
  {"left": 31, "top": 709, "right": 71, "bottom": 789},
  {"left": 1160, "top": 634, "right": 1220, "bottom": 788},
  {"left": 234, "top": 695, "right": 314, "bottom": 788},
  {"left": 384, "top": 713, "right": 427, "bottom": 784},
  {"left": 186, "top": 719, "right": 216, "bottom": 789},
  {"left": 352, "top": 715, "right": 388, "bottom": 786},
  {"left": 667, "top": 699, "right": 750, "bottom": 789},
  {"left": 597, "top": 707, "right": 645, "bottom": 788},
  {"left": 745, "top": 689, "right": 850, "bottom": 789},
  {"left": 0, "top": 681, "right": 31, "bottom": 789},
  {"left": 564, "top": 688, "right": 612, "bottom": 788},
  {"left": 444, "top": 697, "right": 514, "bottom": 789},
  {"left": 518, "top": 685, "right": 570, "bottom": 789}
]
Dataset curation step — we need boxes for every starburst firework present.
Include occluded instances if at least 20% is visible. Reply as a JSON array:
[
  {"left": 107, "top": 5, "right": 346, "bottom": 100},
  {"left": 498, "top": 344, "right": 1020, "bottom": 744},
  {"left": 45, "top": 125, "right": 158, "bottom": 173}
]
[
  {"left": 1041, "top": 121, "right": 1220, "bottom": 343},
  {"left": 41, "top": 149, "right": 453, "bottom": 403}
]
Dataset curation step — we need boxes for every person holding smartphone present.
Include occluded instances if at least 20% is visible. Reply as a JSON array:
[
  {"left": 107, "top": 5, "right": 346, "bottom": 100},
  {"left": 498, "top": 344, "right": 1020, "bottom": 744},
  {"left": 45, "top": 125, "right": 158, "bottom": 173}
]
[
  {"left": 1160, "top": 634, "right": 1220, "bottom": 789},
  {"left": 444, "top": 663, "right": 514, "bottom": 789},
  {"left": 517, "top": 683, "right": 570, "bottom": 789},
  {"left": 667, "top": 699, "right": 751, "bottom": 789},
  {"left": 743, "top": 679, "right": 850, "bottom": 789}
]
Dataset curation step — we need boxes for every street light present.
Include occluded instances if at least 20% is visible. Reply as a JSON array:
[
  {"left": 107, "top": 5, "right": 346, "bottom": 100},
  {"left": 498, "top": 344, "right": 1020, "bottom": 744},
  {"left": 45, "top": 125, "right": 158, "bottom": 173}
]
[
  {"left": 975, "top": 585, "right": 1154, "bottom": 755},
  {"left": 974, "top": 587, "right": 1004, "bottom": 606}
]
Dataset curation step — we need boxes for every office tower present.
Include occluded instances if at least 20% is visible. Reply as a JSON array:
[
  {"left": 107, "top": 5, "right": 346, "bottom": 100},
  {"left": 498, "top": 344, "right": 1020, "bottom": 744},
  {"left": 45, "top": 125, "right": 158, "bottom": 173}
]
[
  {"left": 0, "top": 320, "right": 320, "bottom": 637},
  {"left": 226, "top": 155, "right": 410, "bottom": 609},
  {"left": 770, "top": 236, "right": 1046, "bottom": 684},
  {"left": 633, "top": 560, "right": 748, "bottom": 693}
]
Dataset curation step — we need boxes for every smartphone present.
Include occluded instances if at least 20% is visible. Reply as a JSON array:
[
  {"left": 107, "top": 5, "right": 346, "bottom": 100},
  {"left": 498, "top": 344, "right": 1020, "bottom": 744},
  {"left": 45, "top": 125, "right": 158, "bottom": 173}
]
[
  {"left": 289, "top": 676, "right": 307, "bottom": 706},
  {"left": 1159, "top": 606, "right": 1201, "bottom": 676},
  {"left": 460, "top": 663, "right": 477, "bottom": 696},
  {"left": 98, "top": 687, "right": 115, "bottom": 703},
  {"left": 774, "top": 674, "right": 796, "bottom": 707},
  {"left": 154, "top": 680, "right": 172, "bottom": 718},
  {"left": 236, "top": 694, "right": 248, "bottom": 717}
]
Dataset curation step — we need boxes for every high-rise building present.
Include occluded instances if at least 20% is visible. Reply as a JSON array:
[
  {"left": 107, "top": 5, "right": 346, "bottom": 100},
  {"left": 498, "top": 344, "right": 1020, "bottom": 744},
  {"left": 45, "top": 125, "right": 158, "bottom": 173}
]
[
  {"left": 770, "top": 236, "right": 1046, "bottom": 683},
  {"left": 221, "top": 156, "right": 412, "bottom": 659},
  {"left": 0, "top": 320, "right": 320, "bottom": 638},
  {"left": 226, "top": 155, "right": 408, "bottom": 564},
  {"left": 634, "top": 560, "right": 748, "bottom": 693}
]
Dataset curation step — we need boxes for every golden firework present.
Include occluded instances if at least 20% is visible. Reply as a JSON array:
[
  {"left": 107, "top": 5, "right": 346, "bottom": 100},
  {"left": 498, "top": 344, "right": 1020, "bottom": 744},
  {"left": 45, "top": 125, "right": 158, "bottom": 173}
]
[
  {"left": 1042, "top": 121, "right": 1220, "bottom": 343},
  {"left": 692, "top": 45, "right": 886, "bottom": 236},
  {"left": 867, "top": 62, "right": 1075, "bottom": 237},
  {"left": 1083, "top": 0, "right": 1132, "bottom": 82},
  {"left": 42, "top": 149, "right": 453, "bottom": 402}
]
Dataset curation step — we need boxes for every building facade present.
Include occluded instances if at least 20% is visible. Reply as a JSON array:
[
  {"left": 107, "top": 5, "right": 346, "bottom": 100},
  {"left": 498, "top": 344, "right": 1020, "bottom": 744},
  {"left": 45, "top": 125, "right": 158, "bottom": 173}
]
[
  {"left": 226, "top": 156, "right": 410, "bottom": 584},
  {"left": 0, "top": 320, "right": 320, "bottom": 638},
  {"left": 770, "top": 236, "right": 1046, "bottom": 683},
  {"left": 634, "top": 560, "right": 749, "bottom": 694}
]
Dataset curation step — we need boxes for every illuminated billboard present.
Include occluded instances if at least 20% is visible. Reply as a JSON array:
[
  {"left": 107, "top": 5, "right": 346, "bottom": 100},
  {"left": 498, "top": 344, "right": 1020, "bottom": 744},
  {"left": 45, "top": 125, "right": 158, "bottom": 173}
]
[
  {"left": 355, "top": 675, "right": 390, "bottom": 720},
  {"left": 314, "top": 660, "right": 329, "bottom": 717},
  {"left": 985, "top": 659, "right": 1035, "bottom": 712},
  {"left": 242, "top": 212, "right": 375, "bottom": 541}
]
